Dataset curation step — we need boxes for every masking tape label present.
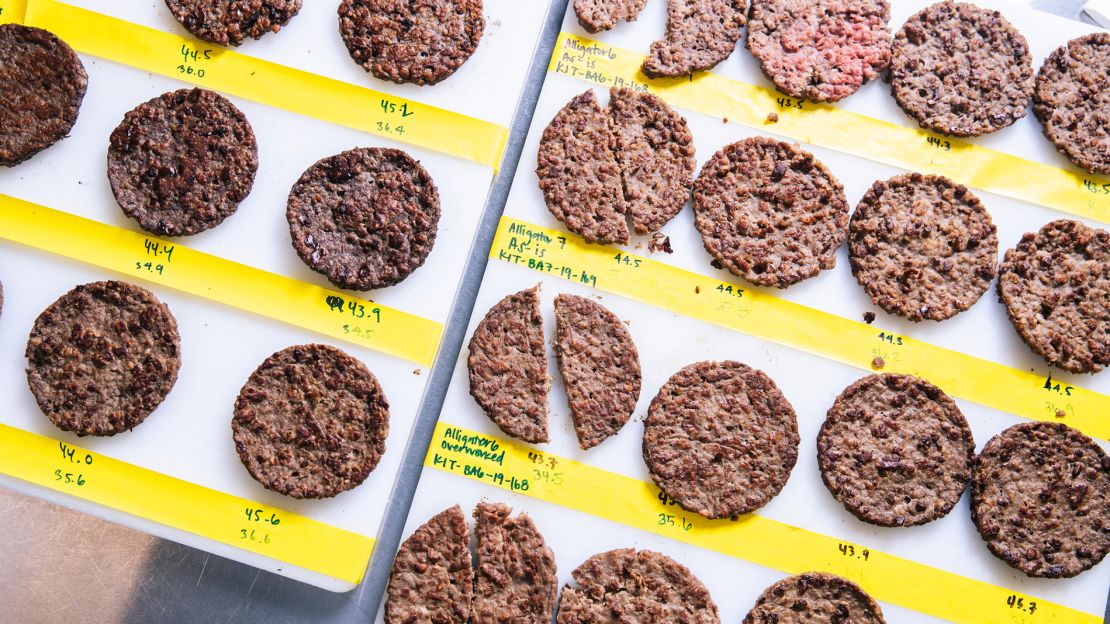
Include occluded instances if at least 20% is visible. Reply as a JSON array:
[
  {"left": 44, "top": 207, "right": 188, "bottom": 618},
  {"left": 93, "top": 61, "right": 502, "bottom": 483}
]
[
  {"left": 490, "top": 216, "right": 1109, "bottom": 441},
  {"left": 0, "top": 194, "right": 443, "bottom": 366},
  {"left": 548, "top": 32, "right": 1110, "bottom": 225},
  {"left": 0, "top": 423, "right": 375, "bottom": 584},
  {"left": 25, "top": 0, "right": 508, "bottom": 170},
  {"left": 427, "top": 422, "right": 1098, "bottom": 624}
]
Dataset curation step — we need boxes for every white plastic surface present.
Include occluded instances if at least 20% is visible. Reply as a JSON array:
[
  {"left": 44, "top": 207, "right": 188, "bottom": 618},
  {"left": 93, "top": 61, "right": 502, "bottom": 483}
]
[
  {"left": 383, "top": 0, "right": 1109, "bottom": 620},
  {"left": 0, "top": 0, "right": 552, "bottom": 592}
]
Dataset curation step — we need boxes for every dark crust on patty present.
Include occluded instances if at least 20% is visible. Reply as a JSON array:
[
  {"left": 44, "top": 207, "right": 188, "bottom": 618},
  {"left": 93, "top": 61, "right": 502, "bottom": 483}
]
[
  {"left": 890, "top": 1, "right": 1033, "bottom": 137},
  {"left": 743, "top": 573, "right": 886, "bottom": 624},
  {"left": 473, "top": 502, "right": 558, "bottom": 624},
  {"left": 232, "top": 344, "right": 390, "bottom": 499},
  {"left": 0, "top": 24, "right": 87, "bottom": 167},
  {"left": 26, "top": 281, "right": 181, "bottom": 436},
  {"left": 537, "top": 91, "right": 629, "bottom": 245},
  {"left": 467, "top": 286, "right": 550, "bottom": 444},
  {"left": 574, "top": 0, "right": 648, "bottom": 33},
  {"left": 693, "top": 137, "right": 849, "bottom": 288},
  {"left": 554, "top": 294, "right": 641, "bottom": 450},
  {"left": 642, "top": 0, "right": 747, "bottom": 77},
  {"left": 339, "top": 0, "right": 484, "bottom": 86},
  {"left": 385, "top": 505, "right": 473, "bottom": 624},
  {"left": 556, "top": 549, "right": 721, "bottom": 624},
  {"left": 970, "top": 422, "right": 1110, "bottom": 578},
  {"left": 848, "top": 173, "right": 998, "bottom": 322},
  {"left": 286, "top": 147, "right": 440, "bottom": 291},
  {"left": 818, "top": 374, "right": 975, "bottom": 527},
  {"left": 997, "top": 219, "right": 1109, "bottom": 374},
  {"left": 609, "top": 88, "right": 696, "bottom": 235},
  {"left": 1034, "top": 33, "right": 1110, "bottom": 175},
  {"left": 746, "top": 0, "right": 892, "bottom": 102},
  {"left": 108, "top": 88, "right": 258, "bottom": 237},
  {"left": 164, "top": 0, "right": 303, "bottom": 47},
  {"left": 643, "top": 360, "right": 799, "bottom": 519}
]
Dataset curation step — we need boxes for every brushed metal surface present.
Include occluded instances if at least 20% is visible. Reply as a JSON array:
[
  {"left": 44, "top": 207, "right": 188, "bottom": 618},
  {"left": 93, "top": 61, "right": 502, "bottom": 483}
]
[{"left": 0, "top": 1, "right": 1103, "bottom": 623}]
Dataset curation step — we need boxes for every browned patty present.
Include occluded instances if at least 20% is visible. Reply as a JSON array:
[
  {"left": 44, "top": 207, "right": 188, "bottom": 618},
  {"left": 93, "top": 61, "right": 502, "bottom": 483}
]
[
  {"left": 385, "top": 505, "right": 473, "bottom": 624},
  {"left": 0, "top": 24, "right": 87, "bottom": 167},
  {"left": 971, "top": 422, "right": 1109, "bottom": 578},
  {"left": 286, "top": 147, "right": 440, "bottom": 291},
  {"left": 642, "top": 0, "right": 747, "bottom": 77},
  {"left": 609, "top": 88, "right": 696, "bottom": 235},
  {"left": 26, "top": 281, "right": 181, "bottom": 436},
  {"left": 694, "top": 137, "right": 849, "bottom": 288},
  {"left": 537, "top": 89, "right": 695, "bottom": 245},
  {"left": 848, "top": 173, "right": 998, "bottom": 322},
  {"left": 574, "top": 0, "right": 647, "bottom": 33},
  {"left": 818, "top": 374, "right": 975, "bottom": 527},
  {"left": 643, "top": 361, "right": 799, "bottom": 519},
  {"left": 746, "top": 0, "right": 892, "bottom": 102},
  {"left": 232, "top": 344, "right": 389, "bottom": 499},
  {"left": 473, "top": 502, "right": 558, "bottom": 624},
  {"left": 743, "top": 573, "right": 886, "bottom": 624},
  {"left": 1034, "top": 33, "right": 1110, "bottom": 175},
  {"left": 557, "top": 549, "right": 720, "bottom": 623},
  {"left": 339, "top": 0, "right": 484, "bottom": 86},
  {"left": 890, "top": 1, "right": 1033, "bottom": 137},
  {"left": 997, "top": 219, "right": 1109, "bottom": 374},
  {"left": 554, "top": 294, "right": 641, "bottom": 450},
  {"left": 108, "top": 88, "right": 258, "bottom": 237},
  {"left": 467, "top": 286, "right": 549, "bottom": 444},
  {"left": 164, "top": 0, "right": 302, "bottom": 47},
  {"left": 537, "top": 91, "right": 629, "bottom": 245}
]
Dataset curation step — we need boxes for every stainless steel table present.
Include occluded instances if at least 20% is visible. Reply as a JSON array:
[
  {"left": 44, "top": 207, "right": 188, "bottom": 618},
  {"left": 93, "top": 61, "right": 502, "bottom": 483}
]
[{"left": 0, "top": 1, "right": 1103, "bottom": 622}]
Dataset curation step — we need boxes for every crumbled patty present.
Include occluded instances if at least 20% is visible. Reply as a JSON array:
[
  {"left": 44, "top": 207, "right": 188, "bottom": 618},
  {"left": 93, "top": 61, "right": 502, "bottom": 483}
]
[
  {"left": 743, "top": 573, "right": 886, "bottom": 624},
  {"left": 286, "top": 147, "right": 440, "bottom": 291},
  {"left": 970, "top": 422, "right": 1109, "bottom": 578},
  {"left": 746, "top": 0, "right": 891, "bottom": 102},
  {"left": 467, "top": 286, "right": 550, "bottom": 443},
  {"left": 574, "top": 0, "right": 647, "bottom": 33},
  {"left": 890, "top": 1, "right": 1033, "bottom": 137},
  {"left": 693, "top": 137, "right": 849, "bottom": 288},
  {"left": 232, "top": 344, "right": 389, "bottom": 499},
  {"left": 164, "top": 0, "right": 303, "bottom": 47},
  {"left": 557, "top": 549, "right": 720, "bottom": 623},
  {"left": 385, "top": 505, "right": 473, "bottom": 624},
  {"left": 0, "top": 24, "right": 87, "bottom": 167},
  {"left": 473, "top": 502, "right": 558, "bottom": 623},
  {"left": 818, "top": 373, "right": 975, "bottom": 527},
  {"left": 338, "top": 0, "right": 484, "bottom": 86},
  {"left": 1034, "top": 33, "right": 1110, "bottom": 175},
  {"left": 642, "top": 0, "right": 747, "bottom": 77},
  {"left": 26, "top": 281, "right": 180, "bottom": 436},
  {"left": 554, "top": 294, "right": 641, "bottom": 450},
  {"left": 108, "top": 88, "right": 258, "bottom": 237},
  {"left": 848, "top": 173, "right": 998, "bottom": 322},
  {"left": 997, "top": 219, "right": 1109, "bottom": 374},
  {"left": 643, "top": 360, "right": 799, "bottom": 519}
]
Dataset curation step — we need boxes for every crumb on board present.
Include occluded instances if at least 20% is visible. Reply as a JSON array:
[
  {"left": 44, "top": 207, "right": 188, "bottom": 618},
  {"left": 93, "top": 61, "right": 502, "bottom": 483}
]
[
  {"left": 413, "top": 369, "right": 422, "bottom": 376},
  {"left": 765, "top": 112, "right": 779, "bottom": 124},
  {"left": 863, "top": 311, "right": 876, "bottom": 324},
  {"left": 871, "top": 357, "right": 885, "bottom": 370},
  {"left": 695, "top": 285, "right": 701, "bottom": 294},
  {"left": 648, "top": 233, "right": 673, "bottom": 254},
  {"left": 723, "top": 117, "right": 729, "bottom": 123},
  {"left": 1055, "top": 408, "right": 1067, "bottom": 418}
]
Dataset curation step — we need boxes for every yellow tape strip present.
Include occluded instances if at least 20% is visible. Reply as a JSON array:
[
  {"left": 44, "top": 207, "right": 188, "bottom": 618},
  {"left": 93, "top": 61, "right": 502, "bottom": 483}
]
[
  {"left": 549, "top": 32, "right": 1110, "bottom": 225},
  {"left": 24, "top": 0, "right": 508, "bottom": 170},
  {"left": 491, "top": 217, "right": 1109, "bottom": 440},
  {"left": 0, "top": 423, "right": 375, "bottom": 584},
  {"left": 0, "top": 0, "right": 27, "bottom": 23},
  {"left": 427, "top": 422, "right": 1098, "bottom": 624},
  {"left": 0, "top": 195, "right": 442, "bottom": 366}
]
